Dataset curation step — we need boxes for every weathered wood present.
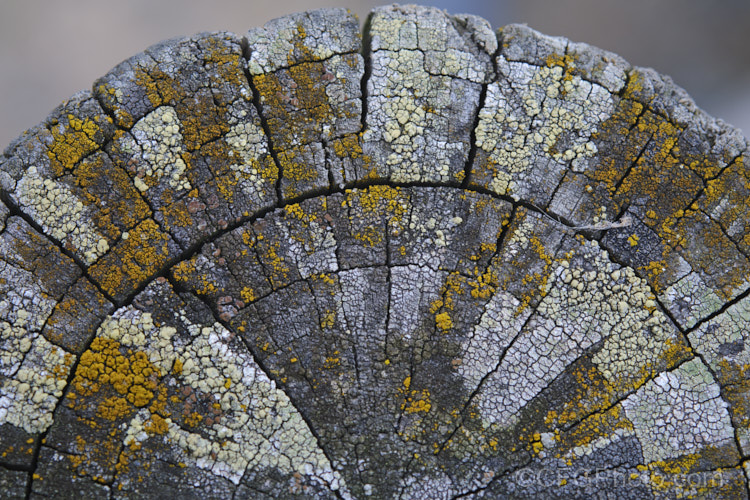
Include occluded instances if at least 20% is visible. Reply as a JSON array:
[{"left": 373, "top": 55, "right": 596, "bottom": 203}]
[{"left": 1, "top": 4, "right": 749, "bottom": 498}]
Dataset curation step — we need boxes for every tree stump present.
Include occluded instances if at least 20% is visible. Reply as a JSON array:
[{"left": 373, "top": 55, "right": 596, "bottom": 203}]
[{"left": 1, "top": 5, "right": 749, "bottom": 498}]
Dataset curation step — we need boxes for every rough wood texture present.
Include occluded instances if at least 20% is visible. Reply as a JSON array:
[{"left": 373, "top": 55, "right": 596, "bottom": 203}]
[{"left": 1, "top": 5, "right": 749, "bottom": 499}]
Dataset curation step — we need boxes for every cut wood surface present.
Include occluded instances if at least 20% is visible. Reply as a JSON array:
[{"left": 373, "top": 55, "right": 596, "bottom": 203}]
[{"left": 1, "top": 5, "right": 749, "bottom": 498}]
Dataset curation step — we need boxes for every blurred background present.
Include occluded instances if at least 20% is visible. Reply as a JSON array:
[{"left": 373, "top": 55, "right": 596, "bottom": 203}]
[{"left": 2, "top": 0, "right": 749, "bottom": 149}]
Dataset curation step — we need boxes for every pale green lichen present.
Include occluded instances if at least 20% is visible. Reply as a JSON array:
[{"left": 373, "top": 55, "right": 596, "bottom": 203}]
[
  {"left": 15, "top": 166, "right": 110, "bottom": 264},
  {"left": 474, "top": 61, "right": 613, "bottom": 200},
  {"left": 94, "top": 299, "right": 346, "bottom": 492},
  {"left": 224, "top": 114, "right": 273, "bottom": 198},
  {"left": 662, "top": 271, "right": 726, "bottom": 329},
  {"left": 129, "top": 106, "right": 191, "bottom": 193},
  {"left": 0, "top": 265, "right": 57, "bottom": 375},
  {"left": 0, "top": 336, "right": 74, "bottom": 434},
  {"left": 469, "top": 236, "right": 683, "bottom": 430},
  {"left": 621, "top": 358, "right": 735, "bottom": 463}
]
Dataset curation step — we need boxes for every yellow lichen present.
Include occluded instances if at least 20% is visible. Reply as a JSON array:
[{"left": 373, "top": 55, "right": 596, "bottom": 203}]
[
  {"left": 71, "top": 337, "right": 158, "bottom": 410},
  {"left": 320, "top": 310, "right": 336, "bottom": 329},
  {"left": 89, "top": 219, "right": 174, "bottom": 299},
  {"left": 435, "top": 312, "right": 454, "bottom": 332},
  {"left": 240, "top": 287, "right": 256, "bottom": 303},
  {"left": 47, "top": 114, "right": 106, "bottom": 176}
]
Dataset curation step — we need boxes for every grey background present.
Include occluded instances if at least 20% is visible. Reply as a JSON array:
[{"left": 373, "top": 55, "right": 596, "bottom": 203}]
[{"left": 2, "top": 0, "right": 749, "bottom": 149}]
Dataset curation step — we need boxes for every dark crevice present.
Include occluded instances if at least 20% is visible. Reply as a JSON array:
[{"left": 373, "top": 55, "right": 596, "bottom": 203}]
[
  {"left": 1, "top": 165, "right": 638, "bottom": 319},
  {"left": 460, "top": 50, "right": 497, "bottom": 189},
  {"left": 360, "top": 12, "right": 374, "bottom": 133},
  {"left": 686, "top": 283, "right": 750, "bottom": 336},
  {"left": 106, "top": 444, "right": 127, "bottom": 494},
  {"left": 616, "top": 67, "right": 689, "bottom": 128},
  {"left": 679, "top": 149, "right": 740, "bottom": 195},
  {"left": 545, "top": 169, "right": 569, "bottom": 212},
  {"left": 454, "top": 202, "right": 518, "bottom": 349},
  {"left": 322, "top": 139, "right": 337, "bottom": 195},
  {"left": 165, "top": 273, "right": 345, "bottom": 499},
  {"left": 451, "top": 454, "right": 534, "bottom": 499},
  {"left": 12, "top": 203, "right": 291, "bottom": 497},
  {"left": 489, "top": 203, "right": 516, "bottom": 264},
  {"left": 89, "top": 93, "right": 257, "bottom": 256},
  {"left": 708, "top": 211, "right": 750, "bottom": 260},
  {"left": 24, "top": 296, "right": 116, "bottom": 498},
  {"left": 3, "top": 175, "right": 647, "bottom": 416},
  {"left": 597, "top": 228, "right": 707, "bottom": 392},
  {"left": 624, "top": 96, "right": 649, "bottom": 135},
  {"left": 501, "top": 51, "right": 617, "bottom": 101},
  {"left": 4, "top": 177, "right": 742, "bottom": 497},
  {"left": 41, "top": 130, "right": 109, "bottom": 183},
  {"left": 519, "top": 200, "right": 629, "bottom": 237},
  {"left": 449, "top": 355, "right": 738, "bottom": 499},
  {"left": 598, "top": 234, "right": 749, "bottom": 459},
  {"left": 98, "top": 140, "right": 159, "bottom": 231},
  {"left": 2, "top": 172, "right": 690, "bottom": 336},
  {"left": 598, "top": 234, "right": 688, "bottom": 332},
  {"left": 718, "top": 375, "right": 749, "bottom": 468},
  {"left": 246, "top": 47, "right": 361, "bottom": 76},
  {"left": 239, "top": 36, "right": 285, "bottom": 205},
  {"left": 709, "top": 151, "right": 744, "bottom": 183},
  {"left": 396, "top": 453, "right": 416, "bottom": 500},
  {"left": 0, "top": 188, "right": 117, "bottom": 307},
  {"left": 91, "top": 88, "right": 131, "bottom": 135},
  {"left": 24, "top": 325, "right": 118, "bottom": 499},
  {"left": 558, "top": 355, "right": 697, "bottom": 435},
  {"left": 0, "top": 461, "right": 32, "bottom": 473},
  {"left": 615, "top": 67, "right": 635, "bottom": 99},
  {"left": 436, "top": 296, "right": 537, "bottom": 456},
  {"left": 611, "top": 136, "right": 651, "bottom": 195}
]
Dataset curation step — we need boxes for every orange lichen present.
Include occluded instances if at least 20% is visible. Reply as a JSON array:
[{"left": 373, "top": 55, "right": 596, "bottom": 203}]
[
  {"left": 435, "top": 312, "right": 453, "bottom": 332},
  {"left": 320, "top": 310, "right": 336, "bottom": 329},
  {"left": 324, "top": 351, "right": 341, "bottom": 369},
  {"left": 515, "top": 234, "right": 554, "bottom": 315},
  {"left": 545, "top": 53, "right": 582, "bottom": 88},
  {"left": 345, "top": 185, "right": 408, "bottom": 246},
  {"left": 279, "top": 148, "right": 322, "bottom": 199},
  {"left": 561, "top": 405, "right": 632, "bottom": 452},
  {"left": 133, "top": 67, "right": 182, "bottom": 109},
  {"left": 201, "top": 35, "right": 246, "bottom": 90},
  {"left": 331, "top": 134, "right": 372, "bottom": 182},
  {"left": 253, "top": 58, "right": 341, "bottom": 147},
  {"left": 97, "top": 396, "right": 135, "bottom": 421},
  {"left": 47, "top": 114, "right": 107, "bottom": 176},
  {"left": 399, "top": 377, "right": 432, "bottom": 414},
  {"left": 89, "top": 219, "right": 175, "bottom": 300},
  {"left": 543, "top": 363, "right": 616, "bottom": 428},
  {"left": 469, "top": 266, "right": 498, "bottom": 300},
  {"left": 71, "top": 337, "right": 158, "bottom": 409},
  {"left": 159, "top": 198, "right": 194, "bottom": 233},
  {"left": 144, "top": 414, "right": 169, "bottom": 436},
  {"left": 586, "top": 75, "right": 749, "bottom": 306},
  {"left": 256, "top": 235, "right": 290, "bottom": 288},
  {"left": 240, "top": 286, "right": 256, "bottom": 303},
  {"left": 73, "top": 153, "right": 151, "bottom": 241},
  {"left": 184, "top": 411, "right": 204, "bottom": 428},
  {"left": 429, "top": 272, "right": 468, "bottom": 333}
]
